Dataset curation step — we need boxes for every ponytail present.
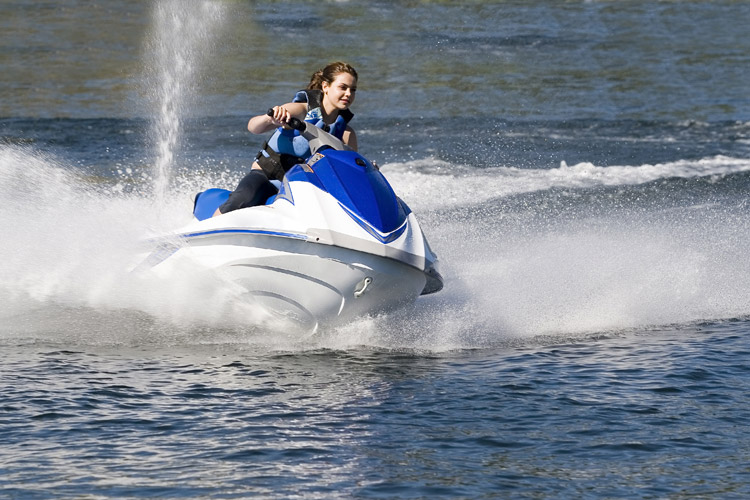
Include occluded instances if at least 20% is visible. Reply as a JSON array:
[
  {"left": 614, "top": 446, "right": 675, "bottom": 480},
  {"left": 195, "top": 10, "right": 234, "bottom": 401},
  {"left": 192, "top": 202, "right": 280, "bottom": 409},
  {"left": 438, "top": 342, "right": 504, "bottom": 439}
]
[
  {"left": 307, "top": 70, "right": 325, "bottom": 90},
  {"left": 307, "top": 61, "right": 358, "bottom": 90}
]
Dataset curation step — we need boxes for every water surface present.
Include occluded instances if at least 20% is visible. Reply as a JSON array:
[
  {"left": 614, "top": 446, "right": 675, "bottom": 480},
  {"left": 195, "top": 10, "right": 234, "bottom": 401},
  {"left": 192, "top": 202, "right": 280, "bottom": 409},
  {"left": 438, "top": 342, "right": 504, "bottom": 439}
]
[{"left": 2, "top": 1, "right": 750, "bottom": 498}]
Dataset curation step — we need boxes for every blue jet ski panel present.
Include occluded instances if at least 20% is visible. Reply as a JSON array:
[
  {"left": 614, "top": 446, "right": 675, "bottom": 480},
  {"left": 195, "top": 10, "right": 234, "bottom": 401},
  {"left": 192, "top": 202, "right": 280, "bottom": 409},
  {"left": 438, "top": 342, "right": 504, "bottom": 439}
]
[
  {"left": 193, "top": 149, "right": 408, "bottom": 236},
  {"left": 286, "top": 149, "right": 407, "bottom": 234}
]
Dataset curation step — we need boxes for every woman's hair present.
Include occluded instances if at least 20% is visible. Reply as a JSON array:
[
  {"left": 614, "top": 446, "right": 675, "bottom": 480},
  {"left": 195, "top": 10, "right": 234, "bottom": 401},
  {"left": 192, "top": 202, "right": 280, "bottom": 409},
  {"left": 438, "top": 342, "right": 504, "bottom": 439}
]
[{"left": 307, "top": 61, "right": 358, "bottom": 90}]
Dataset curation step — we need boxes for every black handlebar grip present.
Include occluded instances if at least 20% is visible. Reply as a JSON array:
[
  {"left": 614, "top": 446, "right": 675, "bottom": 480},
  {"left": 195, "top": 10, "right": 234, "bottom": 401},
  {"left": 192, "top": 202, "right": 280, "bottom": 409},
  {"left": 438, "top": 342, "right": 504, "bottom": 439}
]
[
  {"left": 287, "top": 117, "right": 304, "bottom": 131},
  {"left": 266, "top": 108, "right": 304, "bottom": 130}
]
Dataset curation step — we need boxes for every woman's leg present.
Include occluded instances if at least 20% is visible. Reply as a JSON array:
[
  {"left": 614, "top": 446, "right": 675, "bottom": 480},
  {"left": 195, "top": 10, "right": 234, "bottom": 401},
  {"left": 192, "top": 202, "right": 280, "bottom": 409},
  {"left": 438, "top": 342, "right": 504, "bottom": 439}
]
[{"left": 215, "top": 170, "right": 278, "bottom": 215}]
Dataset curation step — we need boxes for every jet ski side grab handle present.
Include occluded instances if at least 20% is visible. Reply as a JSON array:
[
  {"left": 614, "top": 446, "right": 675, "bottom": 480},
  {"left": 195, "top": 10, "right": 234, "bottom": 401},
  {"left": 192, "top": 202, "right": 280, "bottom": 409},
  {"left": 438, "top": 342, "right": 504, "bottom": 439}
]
[{"left": 266, "top": 108, "right": 353, "bottom": 155}]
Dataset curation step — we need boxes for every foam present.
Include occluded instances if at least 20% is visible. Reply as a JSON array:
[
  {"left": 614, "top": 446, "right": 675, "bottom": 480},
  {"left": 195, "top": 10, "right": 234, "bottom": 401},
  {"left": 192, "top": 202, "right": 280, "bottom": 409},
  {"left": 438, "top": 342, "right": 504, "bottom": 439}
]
[
  {"left": 5, "top": 144, "right": 750, "bottom": 350},
  {"left": 385, "top": 155, "right": 750, "bottom": 212}
]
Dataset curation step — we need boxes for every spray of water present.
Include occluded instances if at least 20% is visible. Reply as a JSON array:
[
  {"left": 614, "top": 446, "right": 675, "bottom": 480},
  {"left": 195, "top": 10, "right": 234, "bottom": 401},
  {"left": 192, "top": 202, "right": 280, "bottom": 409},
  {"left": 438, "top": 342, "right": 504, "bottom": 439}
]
[
  {"left": 0, "top": 145, "right": 301, "bottom": 345},
  {"left": 146, "top": 0, "right": 225, "bottom": 207},
  {"left": 2, "top": 142, "right": 750, "bottom": 350},
  {"left": 3, "top": 0, "right": 750, "bottom": 350}
]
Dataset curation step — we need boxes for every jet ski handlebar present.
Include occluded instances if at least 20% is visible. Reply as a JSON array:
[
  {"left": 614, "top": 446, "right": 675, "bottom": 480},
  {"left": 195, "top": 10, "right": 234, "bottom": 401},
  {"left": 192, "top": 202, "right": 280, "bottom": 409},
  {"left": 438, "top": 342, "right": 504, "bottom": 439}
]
[
  {"left": 267, "top": 108, "right": 304, "bottom": 131},
  {"left": 266, "top": 108, "right": 351, "bottom": 154}
]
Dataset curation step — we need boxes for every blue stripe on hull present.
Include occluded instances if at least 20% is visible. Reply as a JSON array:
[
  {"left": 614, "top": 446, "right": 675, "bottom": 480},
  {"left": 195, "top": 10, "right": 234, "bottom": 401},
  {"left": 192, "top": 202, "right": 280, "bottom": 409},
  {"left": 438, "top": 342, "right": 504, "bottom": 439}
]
[{"left": 179, "top": 228, "right": 308, "bottom": 241}]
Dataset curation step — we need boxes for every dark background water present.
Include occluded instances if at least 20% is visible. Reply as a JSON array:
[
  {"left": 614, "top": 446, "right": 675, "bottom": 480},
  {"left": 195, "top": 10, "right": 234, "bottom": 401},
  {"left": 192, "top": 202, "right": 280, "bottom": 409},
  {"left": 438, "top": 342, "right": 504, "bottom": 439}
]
[
  {"left": 2, "top": 1, "right": 750, "bottom": 498},
  {"left": 3, "top": 326, "right": 750, "bottom": 499}
]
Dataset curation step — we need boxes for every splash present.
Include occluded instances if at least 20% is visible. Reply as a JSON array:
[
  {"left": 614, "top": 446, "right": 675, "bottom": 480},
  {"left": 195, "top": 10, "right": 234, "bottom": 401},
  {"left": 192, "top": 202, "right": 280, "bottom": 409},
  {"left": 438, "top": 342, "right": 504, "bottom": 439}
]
[
  {"left": 146, "top": 0, "right": 225, "bottom": 207},
  {"left": 310, "top": 198, "right": 750, "bottom": 351},
  {"left": 0, "top": 146, "right": 304, "bottom": 345},
  {"left": 2, "top": 145, "right": 750, "bottom": 350},
  {"left": 385, "top": 155, "right": 750, "bottom": 213}
]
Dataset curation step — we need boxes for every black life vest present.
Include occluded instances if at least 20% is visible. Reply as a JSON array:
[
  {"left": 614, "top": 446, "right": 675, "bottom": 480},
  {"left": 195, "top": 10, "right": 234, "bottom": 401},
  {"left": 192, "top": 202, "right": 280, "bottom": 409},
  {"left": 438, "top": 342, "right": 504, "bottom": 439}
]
[{"left": 255, "top": 90, "right": 354, "bottom": 180}]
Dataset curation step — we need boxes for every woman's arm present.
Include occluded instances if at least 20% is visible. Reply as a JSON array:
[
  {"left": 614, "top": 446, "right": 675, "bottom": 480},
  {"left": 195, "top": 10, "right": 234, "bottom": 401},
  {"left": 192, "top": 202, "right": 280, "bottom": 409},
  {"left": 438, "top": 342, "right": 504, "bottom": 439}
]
[
  {"left": 247, "top": 102, "right": 308, "bottom": 134},
  {"left": 342, "top": 126, "right": 358, "bottom": 151}
]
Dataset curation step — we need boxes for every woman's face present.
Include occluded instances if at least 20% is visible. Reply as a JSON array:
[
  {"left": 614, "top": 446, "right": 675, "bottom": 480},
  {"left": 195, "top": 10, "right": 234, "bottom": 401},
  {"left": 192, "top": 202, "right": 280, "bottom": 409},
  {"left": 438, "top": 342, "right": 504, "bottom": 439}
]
[{"left": 322, "top": 72, "right": 357, "bottom": 111}]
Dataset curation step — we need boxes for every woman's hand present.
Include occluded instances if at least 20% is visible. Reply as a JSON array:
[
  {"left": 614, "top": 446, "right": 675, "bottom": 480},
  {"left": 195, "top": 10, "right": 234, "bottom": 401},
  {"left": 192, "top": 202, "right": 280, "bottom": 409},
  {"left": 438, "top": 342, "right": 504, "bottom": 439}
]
[
  {"left": 248, "top": 102, "right": 306, "bottom": 135},
  {"left": 268, "top": 106, "right": 292, "bottom": 128}
]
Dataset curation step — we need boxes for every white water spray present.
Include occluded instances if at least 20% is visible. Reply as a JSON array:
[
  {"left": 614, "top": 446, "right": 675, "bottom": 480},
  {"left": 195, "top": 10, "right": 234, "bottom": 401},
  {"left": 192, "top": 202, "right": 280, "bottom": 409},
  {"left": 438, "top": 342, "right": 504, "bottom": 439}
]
[
  {"left": 2, "top": 140, "right": 750, "bottom": 349},
  {"left": 147, "top": 0, "right": 225, "bottom": 207}
]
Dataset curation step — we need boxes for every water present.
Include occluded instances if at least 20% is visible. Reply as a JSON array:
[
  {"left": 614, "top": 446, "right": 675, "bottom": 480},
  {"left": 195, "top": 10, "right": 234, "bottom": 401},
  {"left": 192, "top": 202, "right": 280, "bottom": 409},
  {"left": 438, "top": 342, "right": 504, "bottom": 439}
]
[{"left": 2, "top": 0, "right": 750, "bottom": 497}]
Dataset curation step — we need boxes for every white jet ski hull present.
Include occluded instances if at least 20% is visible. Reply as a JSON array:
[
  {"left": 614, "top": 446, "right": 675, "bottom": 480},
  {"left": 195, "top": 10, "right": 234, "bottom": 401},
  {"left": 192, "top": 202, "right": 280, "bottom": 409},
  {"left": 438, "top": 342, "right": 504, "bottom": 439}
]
[{"left": 146, "top": 231, "right": 427, "bottom": 331}]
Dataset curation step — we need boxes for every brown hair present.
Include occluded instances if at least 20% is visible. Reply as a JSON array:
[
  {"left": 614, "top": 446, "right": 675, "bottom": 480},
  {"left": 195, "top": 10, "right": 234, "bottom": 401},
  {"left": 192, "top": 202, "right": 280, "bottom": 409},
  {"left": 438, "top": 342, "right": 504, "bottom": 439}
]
[{"left": 307, "top": 61, "right": 358, "bottom": 90}]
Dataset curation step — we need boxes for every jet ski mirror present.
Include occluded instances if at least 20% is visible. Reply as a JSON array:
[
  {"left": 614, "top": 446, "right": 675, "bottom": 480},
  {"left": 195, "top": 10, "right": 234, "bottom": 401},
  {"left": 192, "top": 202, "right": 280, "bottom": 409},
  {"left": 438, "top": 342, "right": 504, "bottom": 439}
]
[{"left": 267, "top": 108, "right": 352, "bottom": 155}]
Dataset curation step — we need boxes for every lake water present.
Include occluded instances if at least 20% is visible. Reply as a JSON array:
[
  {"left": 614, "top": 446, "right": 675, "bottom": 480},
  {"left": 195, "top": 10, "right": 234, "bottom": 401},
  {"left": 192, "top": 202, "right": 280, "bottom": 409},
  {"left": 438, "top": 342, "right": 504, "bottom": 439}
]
[{"left": 2, "top": 1, "right": 750, "bottom": 498}]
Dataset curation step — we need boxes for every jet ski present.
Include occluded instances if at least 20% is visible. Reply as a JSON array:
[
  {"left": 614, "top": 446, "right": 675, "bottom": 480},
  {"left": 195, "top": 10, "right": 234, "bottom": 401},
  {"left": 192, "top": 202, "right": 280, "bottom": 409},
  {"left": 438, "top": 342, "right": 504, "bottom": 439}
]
[{"left": 137, "top": 115, "right": 443, "bottom": 331}]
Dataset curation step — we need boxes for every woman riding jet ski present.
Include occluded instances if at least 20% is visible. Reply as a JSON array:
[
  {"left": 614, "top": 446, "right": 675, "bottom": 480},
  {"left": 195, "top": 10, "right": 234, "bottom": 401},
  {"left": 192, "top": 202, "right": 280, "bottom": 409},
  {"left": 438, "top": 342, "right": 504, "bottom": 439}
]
[
  {"left": 138, "top": 64, "right": 442, "bottom": 332},
  {"left": 215, "top": 62, "right": 359, "bottom": 216}
]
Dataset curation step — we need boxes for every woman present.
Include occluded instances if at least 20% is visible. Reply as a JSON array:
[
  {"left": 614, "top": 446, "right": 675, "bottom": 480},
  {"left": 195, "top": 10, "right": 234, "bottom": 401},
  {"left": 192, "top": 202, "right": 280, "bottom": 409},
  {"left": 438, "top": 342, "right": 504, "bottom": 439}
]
[{"left": 215, "top": 61, "right": 358, "bottom": 216}]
